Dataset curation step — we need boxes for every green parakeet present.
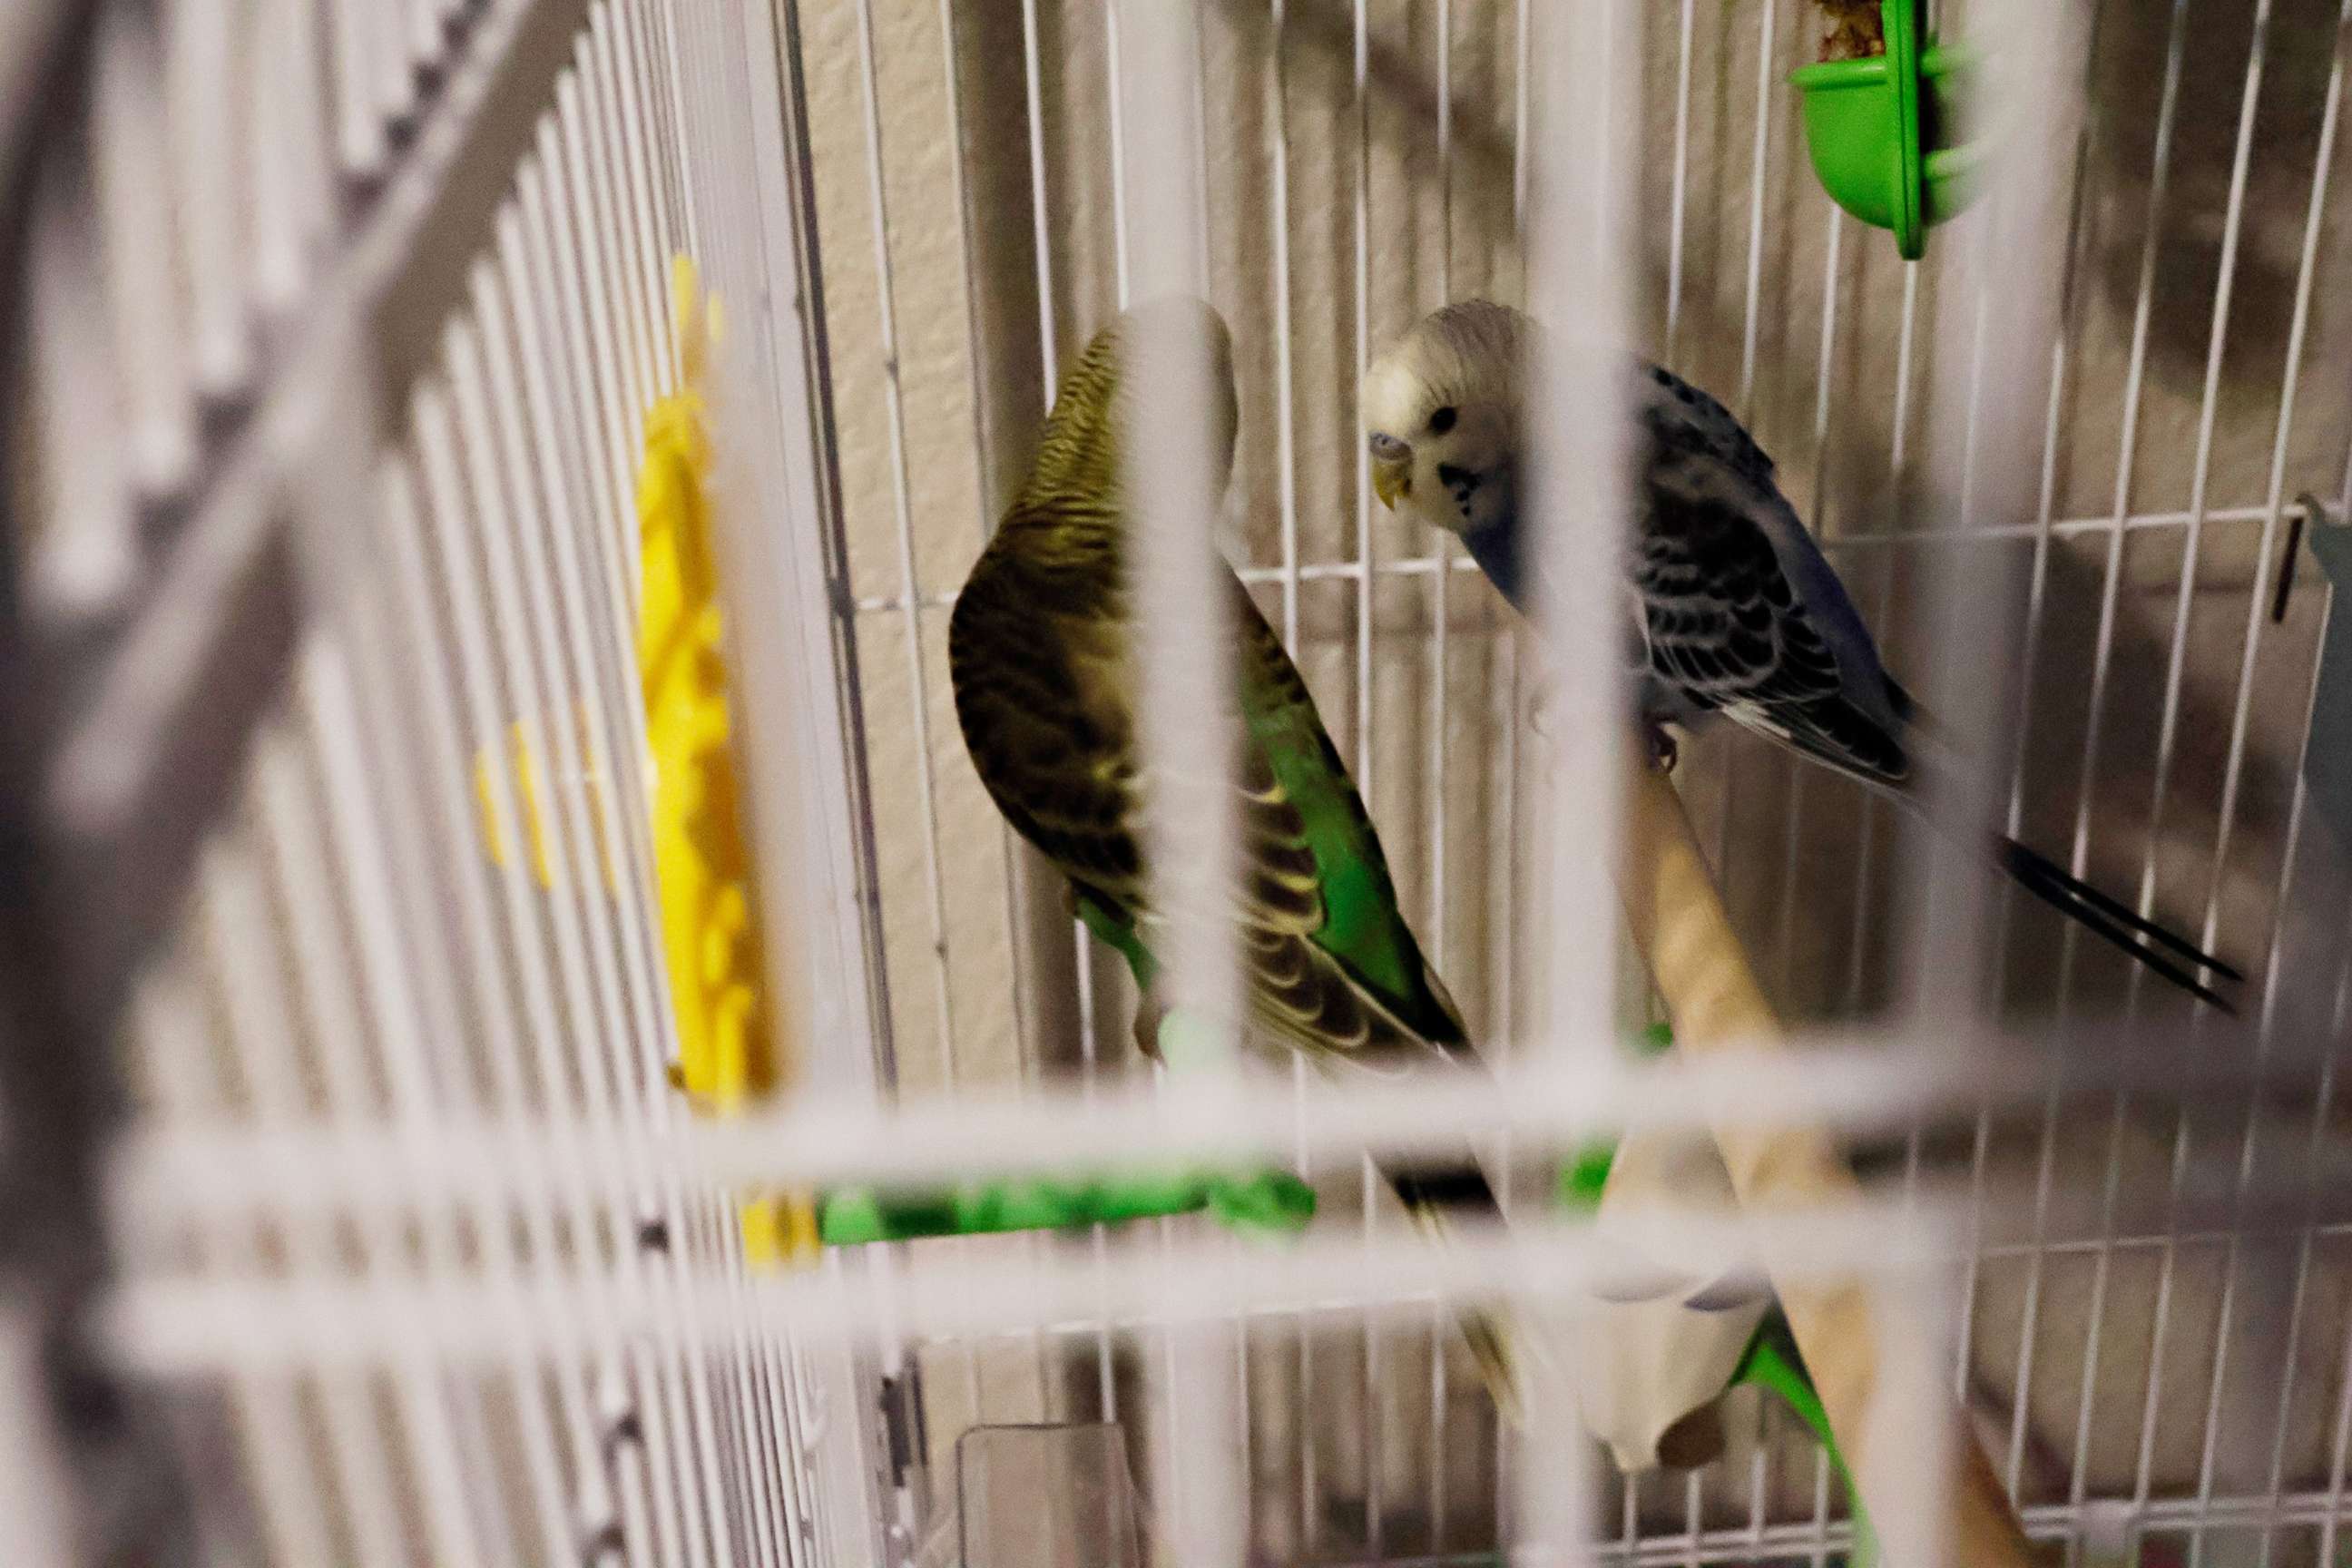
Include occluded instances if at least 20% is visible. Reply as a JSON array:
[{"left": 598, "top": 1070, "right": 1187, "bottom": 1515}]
[{"left": 948, "top": 299, "right": 1518, "bottom": 1416}]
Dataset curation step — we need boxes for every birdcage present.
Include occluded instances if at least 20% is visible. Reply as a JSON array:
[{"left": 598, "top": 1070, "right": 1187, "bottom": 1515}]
[{"left": 5, "top": 3, "right": 2351, "bottom": 1568}]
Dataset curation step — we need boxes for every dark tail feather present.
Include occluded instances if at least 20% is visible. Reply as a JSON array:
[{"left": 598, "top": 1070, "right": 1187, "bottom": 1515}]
[
  {"left": 2000, "top": 838, "right": 2242, "bottom": 976},
  {"left": 1994, "top": 837, "right": 2239, "bottom": 1011},
  {"left": 1391, "top": 1166, "right": 1523, "bottom": 1425}
]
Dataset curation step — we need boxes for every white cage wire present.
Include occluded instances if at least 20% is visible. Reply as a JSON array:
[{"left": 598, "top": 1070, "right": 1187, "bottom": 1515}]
[{"left": 4, "top": 3, "right": 2351, "bottom": 1568}]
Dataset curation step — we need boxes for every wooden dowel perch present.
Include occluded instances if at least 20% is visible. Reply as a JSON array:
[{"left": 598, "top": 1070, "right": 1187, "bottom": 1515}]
[{"left": 1615, "top": 752, "right": 2035, "bottom": 1568}]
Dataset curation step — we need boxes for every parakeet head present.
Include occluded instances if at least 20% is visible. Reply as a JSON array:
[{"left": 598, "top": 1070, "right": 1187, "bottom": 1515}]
[
  {"left": 1024, "top": 295, "right": 1240, "bottom": 514},
  {"left": 1118, "top": 292, "right": 1239, "bottom": 475},
  {"left": 1362, "top": 299, "right": 1532, "bottom": 540}
]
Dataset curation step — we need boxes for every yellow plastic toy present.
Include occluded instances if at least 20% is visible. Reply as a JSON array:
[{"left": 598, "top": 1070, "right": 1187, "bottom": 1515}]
[
  {"left": 636, "top": 255, "right": 818, "bottom": 1266},
  {"left": 474, "top": 253, "right": 817, "bottom": 1266},
  {"left": 475, "top": 723, "right": 554, "bottom": 887},
  {"left": 474, "top": 702, "right": 616, "bottom": 892}
]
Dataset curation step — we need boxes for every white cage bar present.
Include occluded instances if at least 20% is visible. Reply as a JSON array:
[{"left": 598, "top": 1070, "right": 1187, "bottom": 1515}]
[{"left": 5, "top": 2, "right": 2351, "bottom": 1568}]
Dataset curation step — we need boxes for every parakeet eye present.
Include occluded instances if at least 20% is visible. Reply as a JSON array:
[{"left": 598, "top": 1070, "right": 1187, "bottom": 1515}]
[{"left": 1428, "top": 406, "right": 1458, "bottom": 435}]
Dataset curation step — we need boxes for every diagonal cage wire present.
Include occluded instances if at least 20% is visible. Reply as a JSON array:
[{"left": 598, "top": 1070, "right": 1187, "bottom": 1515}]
[{"left": 2, "top": 1, "right": 2350, "bottom": 1568}]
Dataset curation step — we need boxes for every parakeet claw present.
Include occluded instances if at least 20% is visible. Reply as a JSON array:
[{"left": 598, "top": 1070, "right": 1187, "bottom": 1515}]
[
  {"left": 1132, "top": 990, "right": 1169, "bottom": 1063},
  {"left": 1654, "top": 1402, "right": 1729, "bottom": 1470},
  {"left": 1527, "top": 678, "right": 1558, "bottom": 739}
]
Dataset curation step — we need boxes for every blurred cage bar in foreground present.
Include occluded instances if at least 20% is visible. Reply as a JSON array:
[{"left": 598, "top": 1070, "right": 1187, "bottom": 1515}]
[{"left": 2, "top": 2, "right": 2351, "bottom": 1568}]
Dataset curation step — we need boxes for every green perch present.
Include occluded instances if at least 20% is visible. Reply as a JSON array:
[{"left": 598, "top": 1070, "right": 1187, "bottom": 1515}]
[
  {"left": 818, "top": 1166, "right": 1317, "bottom": 1244},
  {"left": 815, "top": 1014, "right": 1864, "bottom": 1558},
  {"left": 814, "top": 897, "right": 1325, "bottom": 1247}
]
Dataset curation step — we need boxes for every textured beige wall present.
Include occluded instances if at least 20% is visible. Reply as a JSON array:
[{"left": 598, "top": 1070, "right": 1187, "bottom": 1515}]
[{"left": 788, "top": 0, "right": 2352, "bottom": 1556}]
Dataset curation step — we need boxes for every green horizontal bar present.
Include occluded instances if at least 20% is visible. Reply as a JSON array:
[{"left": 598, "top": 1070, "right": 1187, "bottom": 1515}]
[
  {"left": 818, "top": 1167, "right": 1317, "bottom": 1244},
  {"left": 818, "top": 1024, "right": 1680, "bottom": 1248}
]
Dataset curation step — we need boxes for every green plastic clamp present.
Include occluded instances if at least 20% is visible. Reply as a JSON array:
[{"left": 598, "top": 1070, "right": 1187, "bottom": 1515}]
[
  {"left": 1736, "top": 1318, "right": 1876, "bottom": 1566},
  {"left": 1556, "top": 1021, "right": 1675, "bottom": 1208},
  {"left": 1789, "top": 0, "right": 1984, "bottom": 260}
]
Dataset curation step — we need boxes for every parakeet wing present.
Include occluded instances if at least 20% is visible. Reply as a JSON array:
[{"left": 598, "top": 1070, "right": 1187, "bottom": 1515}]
[
  {"left": 1631, "top": 360, "right": 2239, "bottom": 1008},
  {"left": 950, "top": 540, "right": 1466, "bottom": 1068},
  {"left": 1634, "top": 364, "right": 1914, "bottom": 790},
  {"left": 1231, "top": 579, "right": 1473, "bottom": 1059}
]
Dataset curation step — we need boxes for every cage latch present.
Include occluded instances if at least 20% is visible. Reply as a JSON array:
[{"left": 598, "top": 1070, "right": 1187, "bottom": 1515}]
[
  {"left": 877, "top": 1373, "right": 925, "bottom": 1490},
  {"left": 2293, "top": 492, "right": 2352, "bottom": 854}
]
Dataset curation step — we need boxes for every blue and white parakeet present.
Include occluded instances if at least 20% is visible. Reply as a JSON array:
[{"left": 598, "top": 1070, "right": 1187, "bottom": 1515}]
[{"left": 1363, "top": 299, "right": 2239, "bottom": 1011}]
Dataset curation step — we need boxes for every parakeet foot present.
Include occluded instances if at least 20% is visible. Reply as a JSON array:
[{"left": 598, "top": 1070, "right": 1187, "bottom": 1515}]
[
  {"left": 1064, "top": 880, "right": 1128, "bottom": 951},
  {"left": 1654, "top": 1402, "right": 1728, "bottom": 1470},
  {"left": 1132, "top": 989, "right": 1169, "bottom": 1063}
]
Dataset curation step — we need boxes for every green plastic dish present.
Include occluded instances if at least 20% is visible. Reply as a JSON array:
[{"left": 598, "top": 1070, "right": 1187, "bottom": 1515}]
[{"left": 1790, "top": 0, "right": 1984, "bottom": 260}]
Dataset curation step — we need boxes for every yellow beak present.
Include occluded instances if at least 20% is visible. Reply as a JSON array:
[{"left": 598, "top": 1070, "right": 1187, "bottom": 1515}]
[{"left": 1371, "top": 458, "right": 1409, "bottom": 510}]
